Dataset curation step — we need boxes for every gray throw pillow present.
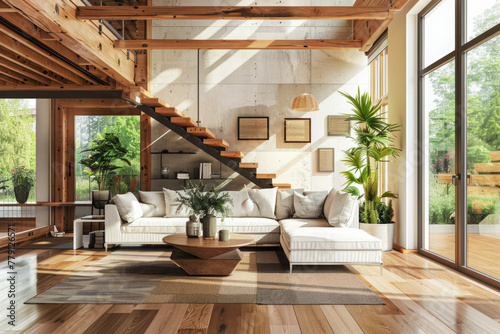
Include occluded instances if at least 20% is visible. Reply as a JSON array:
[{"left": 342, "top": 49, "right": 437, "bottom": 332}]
[{"left": 293, "top": 190, "right": 328, "bottom": 218}]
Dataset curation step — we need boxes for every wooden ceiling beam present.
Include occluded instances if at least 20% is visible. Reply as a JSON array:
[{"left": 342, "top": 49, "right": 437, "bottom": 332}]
[
  {"left": 0, "top": 72, "right": 19, "bottom": 85},
  {"left": 353, "top": 0, "right": 409, "bottom": 51},
  {"left": 0, "top": 46, "right": 67, "bottom": 85},
  {"left": 115, "top": 39, "right": 363, "bottom": 50},
  {"left": 0, "top": 56, "right": 52, "bottom": 85},
  {"left": 0, "top": 64, "right": 44, "bottom": 85},
  {"left": 0, "top": 33, "right": 85, "bottom": 85},
  {"left": 3, "top": 0, "right": 135, "bottom": 86},
  {"left": 77, "top": 6, "right": 390, "bottom": 20}
]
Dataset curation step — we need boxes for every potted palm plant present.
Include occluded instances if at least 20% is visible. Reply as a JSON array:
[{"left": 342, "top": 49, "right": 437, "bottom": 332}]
[
  {"left": 176, "top": 182, "right": 233, "bottom": 239},
  {"left": 340, "top": 88, "right": 401, "bottom": 251},
  {"left": 80, "top": 133, "right": 131, "bottom": 207}
]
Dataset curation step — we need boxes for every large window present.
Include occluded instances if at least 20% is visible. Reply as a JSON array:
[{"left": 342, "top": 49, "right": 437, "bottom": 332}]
[
  {"left": 419, "top": 0, "right": 500, "bottom": 287},
  {"left": 75, "top": 115, "right": 140, "bottom": 201}
]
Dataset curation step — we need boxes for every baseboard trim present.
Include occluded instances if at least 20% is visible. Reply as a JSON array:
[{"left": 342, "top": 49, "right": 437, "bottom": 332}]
[{"left": 393, "top": 243, "right": 418, "bottom": 254}]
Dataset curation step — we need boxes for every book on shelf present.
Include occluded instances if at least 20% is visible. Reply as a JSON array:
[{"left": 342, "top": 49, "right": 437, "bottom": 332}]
[
  {"left": 81, "top": 215, "right": 105, "bottom": 220},
  {"left": 176, "top": 172, "right": 190, "bottom": 179},
  {"left": 202, "top": 162, "right": 212, "bottom": 179}
]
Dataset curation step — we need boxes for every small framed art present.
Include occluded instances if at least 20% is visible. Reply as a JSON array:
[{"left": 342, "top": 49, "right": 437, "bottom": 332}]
[
  {"left": 284, "top": 118, "right": 311, "bottom": 143},
  {"left": 238, "top": 117, "right": 269, "bottom": 140},
  {"left": 318, "top": 148, "right": 335, "bottom": 172},
  {"left": 327, "top": 115, "right": 351, "bottom": 136}
]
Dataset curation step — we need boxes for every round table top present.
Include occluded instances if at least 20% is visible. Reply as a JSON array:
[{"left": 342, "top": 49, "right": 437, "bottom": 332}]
[{"left": 163, "top": 233, "right": 255, "bottom": 249}]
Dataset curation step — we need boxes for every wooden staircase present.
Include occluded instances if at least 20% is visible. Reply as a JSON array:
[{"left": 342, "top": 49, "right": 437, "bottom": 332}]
[{"left": 123, "top": 87, "right": 291, "bottom": 189}]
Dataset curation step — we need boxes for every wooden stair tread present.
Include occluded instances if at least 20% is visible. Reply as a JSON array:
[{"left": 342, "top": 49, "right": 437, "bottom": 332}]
[
  {"left": 220, "top": 151, "right": 244, "bottom": 159},
  {"left": 273, "top": 183, "right": 292, "bottom": 189},
  {"left": 256, "top": 173, "right": 277, "bottom": 179},
  {"left": 156, "top": 107, "right": 184, "bottom": 117},
  {"left": 239, "top": 163, "right": 258, "bottom": 168},
  {"left": 204, "top": 139, "right": 229, "bottom": 148},
  {"left": 171, "top": 117, "right": 198, "bottom": 127},
  {"left": 141, "top": 97, "right": 170, "bottom": 108},
  {"left": 187, "top": 127, "right": 216, "bottom": 139},
  {"left": 124, "top": 86, "right": 154, "bottom": 103}
]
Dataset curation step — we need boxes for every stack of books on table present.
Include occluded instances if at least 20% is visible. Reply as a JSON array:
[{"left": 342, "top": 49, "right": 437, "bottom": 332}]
[
  {"left": 89, "top": 230, "right": 105, "bottom": 249},
  {"left": 199, "top": 162, "right": 212, "bottom": 179}
]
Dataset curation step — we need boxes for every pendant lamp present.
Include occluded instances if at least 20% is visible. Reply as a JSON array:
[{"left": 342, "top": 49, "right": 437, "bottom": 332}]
[{"left": 291, "top": 93, "right": 319, "bottom": 112}]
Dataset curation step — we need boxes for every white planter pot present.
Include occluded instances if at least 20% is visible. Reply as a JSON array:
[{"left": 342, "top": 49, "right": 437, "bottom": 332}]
[{"left": 359, "top": 222, "right": 395, "bottom": 251}]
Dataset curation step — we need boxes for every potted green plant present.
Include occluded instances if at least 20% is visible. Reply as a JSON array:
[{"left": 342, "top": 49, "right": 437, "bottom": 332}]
[
  {"left": 12, "top": 166, "right": 35, "bottom": 204},
  {"left": 176, "top": 182, "right": 233, "bottom": 239},
  {"left": 80, "top": 133, "right": 131, "bottom": 207},
  {"left": 340, "top": 88, "right": 401, "bottom": 251}
]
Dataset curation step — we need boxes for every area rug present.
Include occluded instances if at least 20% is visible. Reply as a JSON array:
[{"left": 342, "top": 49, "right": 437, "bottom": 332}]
[{"left": 25, "top": 248, "right": 384, "bottom": 305}]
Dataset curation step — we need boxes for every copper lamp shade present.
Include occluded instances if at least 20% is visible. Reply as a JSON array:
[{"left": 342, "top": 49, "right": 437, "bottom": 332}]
[{"left": 291, "top": 93, "right": 319, "bottom": 112}]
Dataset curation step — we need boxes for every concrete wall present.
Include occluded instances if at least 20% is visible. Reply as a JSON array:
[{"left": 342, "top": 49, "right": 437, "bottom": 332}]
[{"left": 150, "top": 0, "right": 369, "bottom": 191}]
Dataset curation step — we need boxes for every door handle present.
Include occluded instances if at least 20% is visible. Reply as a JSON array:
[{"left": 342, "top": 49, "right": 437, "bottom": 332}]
[
  {"left": 451, "top": 174, "right": 460, "bottom": 186},
  {"left": 68, "top": 162, "right": 72, "bottom": 177}
]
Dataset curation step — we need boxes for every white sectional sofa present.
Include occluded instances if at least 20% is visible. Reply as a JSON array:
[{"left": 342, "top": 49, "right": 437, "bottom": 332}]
[{"left": 105, "top": 188, "right": 383, "bottom": 272}]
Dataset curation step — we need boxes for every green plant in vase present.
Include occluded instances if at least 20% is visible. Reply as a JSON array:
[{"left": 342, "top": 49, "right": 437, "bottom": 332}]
[
  {"left": 177, "top": 182, "right": 233, "bottom": 239},
  {"left": 340, "top": 88, "right": 401, "bottom": 250},
  {"left": 12, "top": 166, "right": 35, "bottom": 203}
]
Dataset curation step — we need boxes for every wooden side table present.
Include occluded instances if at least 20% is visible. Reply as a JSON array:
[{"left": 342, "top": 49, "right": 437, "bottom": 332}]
[
  {"left": 163, "top": 233, "right": 255, "bottom": 276},
  {"left": 73, "top": 216, "right": 105, "bottom": 249}
]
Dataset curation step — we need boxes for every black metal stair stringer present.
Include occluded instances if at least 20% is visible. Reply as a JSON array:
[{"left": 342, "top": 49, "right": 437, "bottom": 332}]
[{"left": 125, "top": 100, "right": 273, "bottom": 189}]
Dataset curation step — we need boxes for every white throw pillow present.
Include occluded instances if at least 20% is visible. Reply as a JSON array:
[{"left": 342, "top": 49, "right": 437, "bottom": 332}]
[
  {"left": 323, "top": 188, "right": 339, "bottom": 219},
  {"left": 293, "top": 190, "right": 328, "bottom": 218},
  {"left": 163, "top": 188, "right": 190, "bottom": 217},
  {"left": 225, "top": 191, "right": 249, "bottom": 217},
  {"left": 325, "top": 190, "right": 357, "bottom": 227},
  {"left": 276, "top": 188, "right": 304, "bottom": 219},
  {"left": 139, "top": 203, "right": 156, "bottom": 217},
  {"left": 139, "top": 191, "right": 166, "bottom": 217},
  {"left": 247, "top": 187, "right": 278, "bottom": 219},
  {"left": 112, "top": 192, "right": 143, "bottom": 223}
]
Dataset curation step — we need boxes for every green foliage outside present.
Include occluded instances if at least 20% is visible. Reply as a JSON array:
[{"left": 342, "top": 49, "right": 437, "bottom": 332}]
[
  {"left": 0, "top": 99, "right": 36, "bottom": 201},
  {"left": 75, "top": 115, "right": 140, "bottom": 200},
  {"left": 176, "top": 182, "right": 233, "bottom": 218},
  {"left": 428, "top": 5, "right": 500, "bottom": 224}
]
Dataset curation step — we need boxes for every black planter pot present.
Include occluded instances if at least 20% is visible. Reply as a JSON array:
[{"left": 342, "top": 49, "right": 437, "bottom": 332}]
[{"left": 14, "top": 185, "right": 31, "bottom": 204}]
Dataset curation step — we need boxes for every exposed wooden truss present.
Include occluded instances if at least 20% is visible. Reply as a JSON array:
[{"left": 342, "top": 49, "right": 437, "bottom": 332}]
[
  {"left": 77, "top": 6, "right": 391, "bottom": 21},
  {"left": 115, "top": 39, "right": 363, "bottom": 50},
  {"left": 2, "top": 0, "right": 135, "bottom": 86}
]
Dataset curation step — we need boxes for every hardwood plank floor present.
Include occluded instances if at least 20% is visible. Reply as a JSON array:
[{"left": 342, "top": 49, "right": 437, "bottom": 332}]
[{"left": 1, "top": 246, "right": 500, "bottom": 333}]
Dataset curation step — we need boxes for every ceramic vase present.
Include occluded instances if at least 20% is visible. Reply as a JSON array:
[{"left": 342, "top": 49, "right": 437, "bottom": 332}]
[
  {"left": 14, "top": 185, "right": 30, "bottom": 204},
  {"left": 201, "top": 214, "right": 217, "bottom": 239}
]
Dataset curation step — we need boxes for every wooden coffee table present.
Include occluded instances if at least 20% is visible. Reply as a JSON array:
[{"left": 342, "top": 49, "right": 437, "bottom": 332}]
[{"left": 163, "top": 233, "right": 255, "bottom": 276}]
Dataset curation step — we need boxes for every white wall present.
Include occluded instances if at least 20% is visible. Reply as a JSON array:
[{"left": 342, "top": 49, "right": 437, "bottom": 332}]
[
  {"left": 388, "top": 0, "right": 432, "bottom": 249},
  {"left": 150, "top": 0, "right": 369, "bottom": 191},
  {"left": 35, "top": 99, "right": 51, "bottom": 227}
]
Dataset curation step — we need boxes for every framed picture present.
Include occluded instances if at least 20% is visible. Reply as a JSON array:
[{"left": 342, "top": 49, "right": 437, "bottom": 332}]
[
  {"left": 238, "top": 117, "right": 269, "bottom": 140},
  {"left": 284, "top": 118, "right": 311, "bottom": 143},
  {"left": 327, "top": 115, "right": 351, "bottom": 136},
  {"left": 318, "top": 148, "right": 335, "bottom": 172}
]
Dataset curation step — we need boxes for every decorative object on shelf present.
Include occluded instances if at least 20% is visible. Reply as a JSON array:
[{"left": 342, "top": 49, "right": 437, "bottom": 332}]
[
  {"left": 80, "top": 133, "right": 131, "bottom": 191},
  {"left": 186, "top": 214, "right": 201, "bottom": 238},
  {"left": 91, "top": 190, "right": 110, "bottom": 216},
  {"left": 11, "top": 166, "right": 35, "bottom": 204},
  {"left": 161, "top": 166, "right": 169, "bottom": 179},
  {"left": 241, "top": 184, "right": 254, "bottom": 213},
  {"left": 291, "top": 93, "right": 319, "bottom": 112},
  {"left": 238, "top": 117, "right": 269, "bottom": 140},
  {"left": 327, "top": 115, "right": 351, "bottom": 136},
  {"left": 50, "top": 225, "right": 65, "bottom": 238},
  {"left": 284, "top": 118, "right": 311, "bottom": 143},
  {"left": 176, "top": 182, "right": 233, "bottom": 239},
  {"left": 318, "top": 148, "right": 335, "bottom": 172},
  {"left": 339, "top": 88, "right": 401, "bottom": 251},
  {"left": 219, "top": 229, "right": 230, "bottom": 241}
]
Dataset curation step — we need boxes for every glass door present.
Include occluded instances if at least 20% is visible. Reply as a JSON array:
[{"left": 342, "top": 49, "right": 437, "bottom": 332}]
[{"left": 465, "top": 34, "right": 500, "bottom": 281}]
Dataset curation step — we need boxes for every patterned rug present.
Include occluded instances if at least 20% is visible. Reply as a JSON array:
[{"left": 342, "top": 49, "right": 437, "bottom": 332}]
[{"left": 25, "top": 248, "right": 384, "bottom": 305}]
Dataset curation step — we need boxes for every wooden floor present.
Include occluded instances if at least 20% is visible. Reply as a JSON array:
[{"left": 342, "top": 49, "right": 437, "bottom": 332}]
[
  {"left": 1, "top": 243, "right": 500, "bottom": 333},
  {"left": 429, "top": 233, "right": 500, "bottom": 279}
]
